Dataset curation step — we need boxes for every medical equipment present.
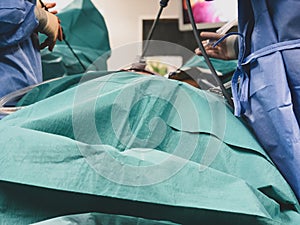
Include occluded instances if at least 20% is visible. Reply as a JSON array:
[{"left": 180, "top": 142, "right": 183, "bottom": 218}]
[
  {"left": 204, "top": 18, "right": 238, "bottom": 46},
  {"left": 179, "top": 0, "right": 238, "bottom": 31},
  {"left": 183, "top": 0, "right": 233, "bottom": 107},
  {"left": 130, "top": 0, "right": 171, "bottom": 72},
  {"left": 0, "top": 78, "right": 61, "bottom": 117},
  {"left": 39, "top": 0, "right": 86, "bottom": 71},
  {"left": 169, "top": 19, "right": 238, "bottom": 90}
]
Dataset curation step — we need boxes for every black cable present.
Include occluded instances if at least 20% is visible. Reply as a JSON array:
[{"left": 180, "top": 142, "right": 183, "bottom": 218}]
[
  {"left": 185, "top": 0, "right": 233, "bottom": 107},
  {"left": 39, "top": 1, "right": 86, "bottom": 72},
  {"left": 62, "top": 32, "right": 86, "bottom": 72}
]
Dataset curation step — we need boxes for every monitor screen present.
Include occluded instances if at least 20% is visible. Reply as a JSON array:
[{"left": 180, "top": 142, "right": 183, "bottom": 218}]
[{"left": 179, "top": 0, "right": 238, "bottom": 31}]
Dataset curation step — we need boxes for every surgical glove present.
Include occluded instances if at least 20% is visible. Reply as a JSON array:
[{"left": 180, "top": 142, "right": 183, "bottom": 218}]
[
  {"left": 36, "top": 0, "right": 42, "bottom": 8},
  {"left": 195, "top": 32, "right": 238, "bottom": 60},
  {"left": 36, "top": 1, "right": 58, "bottom": 15},
  {"left": 34, "top": 7, "right": 63, "bottom": 51}
]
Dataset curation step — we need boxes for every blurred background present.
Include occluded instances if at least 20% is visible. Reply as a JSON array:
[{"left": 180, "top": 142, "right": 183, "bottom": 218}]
[{"left": 54, "top": 0, "right": 180, "bottom": 49}]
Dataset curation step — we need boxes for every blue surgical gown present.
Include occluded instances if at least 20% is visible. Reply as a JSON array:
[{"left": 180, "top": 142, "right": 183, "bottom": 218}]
[
  {"left": 0, "top": 0, "right": 42, "bottom": 98},
  {"left": 233, "top": 0, "right": 300, "bottom": 200}
]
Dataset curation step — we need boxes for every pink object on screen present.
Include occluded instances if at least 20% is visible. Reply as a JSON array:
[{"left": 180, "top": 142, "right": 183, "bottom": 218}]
[{"left": 192, "top": 1, "right": 221, "bottom": 23}]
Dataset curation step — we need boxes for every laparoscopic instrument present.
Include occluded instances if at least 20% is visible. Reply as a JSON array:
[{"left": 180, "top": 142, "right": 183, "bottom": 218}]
[
  {"left": 129, "top": 0, "right": 170, "bottom": 72},
  {"left": 39, "top": 0, "right": 86, "bottom": 71},
  {"left": 185, "top": 0, "right": 234, "bottom": 107}
]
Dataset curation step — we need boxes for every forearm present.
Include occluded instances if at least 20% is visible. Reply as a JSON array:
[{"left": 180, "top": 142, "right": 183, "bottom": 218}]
[{"left": 34, "top": 5, "right": 47, "bottom": 30}]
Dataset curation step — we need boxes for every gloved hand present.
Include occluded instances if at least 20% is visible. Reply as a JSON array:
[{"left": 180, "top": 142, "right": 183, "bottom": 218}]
[
  {"left": 36, "top": 1, "right": 58, "bottom": 14},
  {"left": 36, "top": 0, "right": 42, "bottom": 8},
  {"left": 34, "top": 5, "right": 63, "bottom": 51},
  {"left": 195, "top": 32, "right": 238, "bottom": 60}
]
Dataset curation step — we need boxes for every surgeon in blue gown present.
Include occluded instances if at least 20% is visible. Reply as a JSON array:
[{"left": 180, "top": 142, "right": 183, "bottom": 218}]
[
  {"left": 0, "top": 0, "right": 63, "bottom": 98},
  {"left": 197, "top": 0, "right": 300, "bottom": 201}
]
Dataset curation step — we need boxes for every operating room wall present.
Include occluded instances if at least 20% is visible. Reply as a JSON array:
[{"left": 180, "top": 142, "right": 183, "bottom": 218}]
[
  {"left": 94, "top": 0, "right": 180, "bottom": 49},
  {"left": 54, "top": 0, "right": 180, "bottom": 49}
]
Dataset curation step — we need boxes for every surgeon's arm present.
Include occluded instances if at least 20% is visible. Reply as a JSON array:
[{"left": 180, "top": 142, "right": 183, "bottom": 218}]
[
  {"left": 0, "top": 0, "right": 62, "bottom": 51},
  {"left": 0, "top": 0, "right": 39, "bottom": 48}
]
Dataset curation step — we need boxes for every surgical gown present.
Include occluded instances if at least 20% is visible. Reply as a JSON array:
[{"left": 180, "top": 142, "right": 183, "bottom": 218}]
[
  {"left": 0, "top": 0, "right": 42, "bottom": 98},
  {"left": 233, "top": 0, "right": 300, "bottom": 200}
]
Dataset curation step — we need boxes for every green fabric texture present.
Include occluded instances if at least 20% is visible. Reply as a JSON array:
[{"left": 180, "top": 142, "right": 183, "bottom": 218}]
[
  {"left": 16, "top": 71, "right": 112, "bottom": 107},
  {"left": 40, "top": 0, "right": 111, "bottom": 81},
  {"left": 0, "top": 72, "right": 299, "bottom": 224},
  {"left": 31, "top": 212, "right": 179, "bottom": 225},
  {"left": 182, "top": 55, "right": 238, "bottom": 75}
]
